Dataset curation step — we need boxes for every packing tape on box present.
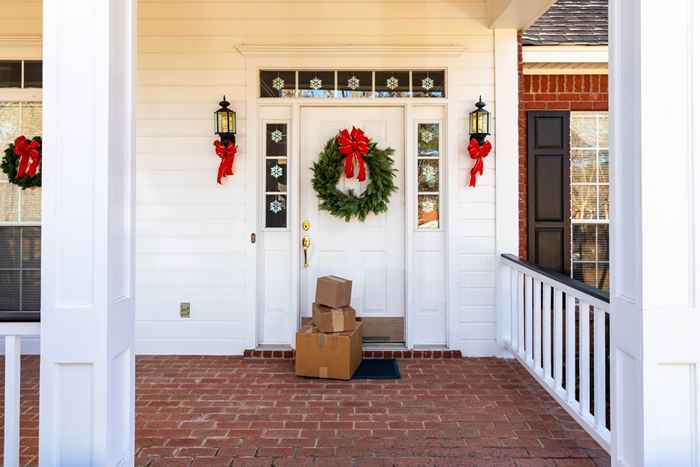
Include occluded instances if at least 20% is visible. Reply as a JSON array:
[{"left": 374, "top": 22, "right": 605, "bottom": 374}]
[
  {"left": 319, "top": 367, "right": 328, "bottom": 378},
  {"left": 319, "top": 334, "right": 325, "bottom": 347}
]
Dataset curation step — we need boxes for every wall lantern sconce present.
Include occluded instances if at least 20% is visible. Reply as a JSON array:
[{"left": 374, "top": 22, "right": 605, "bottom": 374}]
[
  {"left": 214, "top": 96, "right": 237, "bottom": 145},
  {"left": 212, "top": 96, "right": 237, "bottom": 185},
  {"left": 467, "top": 96, "right": 492, "bottom": 187},
  {"left": 468, "top": 96, "right": 490, "bottom": 145}
]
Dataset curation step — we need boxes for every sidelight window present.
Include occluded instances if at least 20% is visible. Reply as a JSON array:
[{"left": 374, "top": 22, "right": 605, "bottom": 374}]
[{"left": 264, "top": 123, "right": 289, "bottom": 229}]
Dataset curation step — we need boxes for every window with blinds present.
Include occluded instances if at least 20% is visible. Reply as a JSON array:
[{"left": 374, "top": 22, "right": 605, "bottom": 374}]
[
  {"left": 0, "top": 101, "right": 42, "bottom": 312},
  {"left": 570, "top": 111, "right": 609, "bottom": 292}
]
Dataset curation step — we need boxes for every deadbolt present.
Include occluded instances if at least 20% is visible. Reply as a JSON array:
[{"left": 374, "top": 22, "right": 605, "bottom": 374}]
[{"left": 302, "top": 219, "right": 311, "bottom": 231}]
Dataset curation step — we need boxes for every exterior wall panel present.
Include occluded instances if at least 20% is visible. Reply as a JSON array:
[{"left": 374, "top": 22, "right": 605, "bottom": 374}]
[{"left": 1, "top": 0, "right": 501, "bottom": 355}]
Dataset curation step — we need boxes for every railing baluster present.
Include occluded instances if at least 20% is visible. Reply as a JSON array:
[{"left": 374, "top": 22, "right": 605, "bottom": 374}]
[
  {"left": 517, "top": 271, "right": 525, "bottom": 356},
  {"left": 510, "top": 269, "right": 518, "bottom": 351},
  {"left": 554, "top": 288, "right": 564, "bottom": 391},
  {"left": 566, "top": 294, "right": 577, "bottom": 405},
  {"left": 579, "top": 302, "right": 591, "bottom": 418},
  {"left": 498, "top": 255, "right": 610, "bottom": 453},
  {"left": 594, "top": 306, "right": 607, "bottom": 431},
  {"left": 533, "top": 279, "right": 542, "bottom": 373},
  {"left": 525, "top": 275, "right": 534, "bottom": 365},
  {"left": 4, "top": 335, "right": 22, "bottom": 467},
  {"left": 543, "top": 284, "right": 553, "bottom": 383}
]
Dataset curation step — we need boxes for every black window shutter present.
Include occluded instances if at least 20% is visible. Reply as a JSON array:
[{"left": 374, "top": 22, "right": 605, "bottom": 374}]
[{"left": 527, "top": 111, "right": 571, "bottom": 274}]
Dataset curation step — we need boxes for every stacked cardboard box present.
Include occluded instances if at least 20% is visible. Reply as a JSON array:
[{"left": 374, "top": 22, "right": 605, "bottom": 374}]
[{"left": 295, "top": 276, "right": 363, "bottom": 380}]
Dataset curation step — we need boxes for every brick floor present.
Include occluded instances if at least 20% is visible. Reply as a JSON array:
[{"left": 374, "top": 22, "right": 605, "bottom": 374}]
[{"left": 1, "top": 356, "right": 610, "bottom": 466}]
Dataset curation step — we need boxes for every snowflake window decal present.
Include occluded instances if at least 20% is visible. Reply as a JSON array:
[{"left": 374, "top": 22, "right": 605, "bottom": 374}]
[
  {"left": 421, "top": 76, "right": 434, "bottom": 91},
  {"left": 420, "top": 129, "right": 434, "bottom": 144},
  {"left": 309, "top": 77, "right": 323, "bottom": 90},
  {"left": 347, "top": 75, "right": 360, "bottom": 90},
  {"left": 272, "top": 77, "right": 285, "bottom": 91},
  {"left": 270, "top": 199, "right": 283, "bottom": 214},
  {"left": 386, "top": 76, "right": 399, "bottom": 90},
  {"left": 421, "top": 165, "right": 438, "bottom": 187},
  {"left": 270, "top": 165, "right": 283, "bottom": 179},
  {"left": 270, "top": 129, "right": 284, "bottom": 143}
]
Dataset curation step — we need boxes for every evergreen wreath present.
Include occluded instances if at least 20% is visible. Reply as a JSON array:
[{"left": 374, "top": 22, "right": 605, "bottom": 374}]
[
  {"left": 311, "top": 129, "right": 397, "bottom": 221},
  {"left": 1, "top": 136, "right": 42, "bottom": 189}
]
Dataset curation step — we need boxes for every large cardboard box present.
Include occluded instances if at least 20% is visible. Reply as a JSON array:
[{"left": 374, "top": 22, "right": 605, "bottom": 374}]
[
  {"left": 295, "top": 320, "right": 363, "bottom": 380},
  {"left": 315, "top": 275, "right": 352, "bottom": 308},
  {"left": 312, "top": 302, "right": 356, "bottom": 333}
]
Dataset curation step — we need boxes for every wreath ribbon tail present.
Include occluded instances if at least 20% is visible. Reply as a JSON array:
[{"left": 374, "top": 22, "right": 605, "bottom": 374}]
[
  {"left": 16, "top": 155, "right": 29, "bottom": 179},
  {"left": 343, "top": 152, "right": 355, "bottom": 178},
  {"left": 357, "top": 155, "right": 367, "bottom": 182},
  {"left": 469, "top": 158, "right": 483, "bottom": 187}
]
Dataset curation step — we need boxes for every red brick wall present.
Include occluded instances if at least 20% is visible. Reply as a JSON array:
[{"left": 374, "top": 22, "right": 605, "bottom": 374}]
[{"left": 518, "top": 36, "right": 608, "bottom": 259}]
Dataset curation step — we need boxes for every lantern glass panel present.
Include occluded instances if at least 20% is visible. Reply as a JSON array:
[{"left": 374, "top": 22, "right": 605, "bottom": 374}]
[
  {"left": 228, "top": 112, "right": 236, "bottom": 134},
  {"left": 218, "top": 112, "right": 229, "bottom": 133}
]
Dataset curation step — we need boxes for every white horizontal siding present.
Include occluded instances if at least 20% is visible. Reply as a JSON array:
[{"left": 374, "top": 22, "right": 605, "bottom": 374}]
[{"left": 2, "top": 0, "right": 501, "bottom": 356}]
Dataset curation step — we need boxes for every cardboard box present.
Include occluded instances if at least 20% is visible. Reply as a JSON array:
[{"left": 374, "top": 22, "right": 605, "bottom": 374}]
[
  {"left": 295, "top": 320, "right": 363, "bottom": 380},
  {"left": 312, "top": 303, "right": 356, "bottom": 333},
  {"left": 315, "top": 275, "right": 352, "bottom": 308}
]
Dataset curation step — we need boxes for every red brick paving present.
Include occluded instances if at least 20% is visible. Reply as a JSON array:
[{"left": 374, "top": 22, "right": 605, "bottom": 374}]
[{"left": 2, "top": 356, "right": 609, "bottom": 466}]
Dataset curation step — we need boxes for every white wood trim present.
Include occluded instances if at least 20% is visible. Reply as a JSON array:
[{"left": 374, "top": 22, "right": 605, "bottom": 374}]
[
  {"left": 523, "top": 63, "right": 608, "bottom": 75},
  {"left": 236, "top": 44, "right": 466, "bottom": 57},
  {"left": 494, "top": 29, "right": 519, "bottom": 356},
  {"left": 523, "top": 45, "right": 609, "bottom": 64},
  {"left": 0, "top": 36, "right": 41, "bottom": 60},
  {"left": 489, "top": 0, "right": 555, "bottom": 29}
]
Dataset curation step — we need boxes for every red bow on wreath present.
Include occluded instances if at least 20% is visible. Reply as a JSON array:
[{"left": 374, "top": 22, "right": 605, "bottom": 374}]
[
  {"left": 214, "top": 140, "right": 237, "bottom": 184},
  {"left": 13, "top": 136, "right": 41, "bottom": 179},
  {"left": 337, "top": 127, "right": 369, "bottom": 182},
  {"left": 467, "top": 138, "right": 492, "bottom": 187}
]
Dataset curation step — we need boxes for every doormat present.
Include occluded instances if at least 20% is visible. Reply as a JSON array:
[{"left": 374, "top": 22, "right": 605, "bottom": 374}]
[{"left": 353, "top": 359, "right": 400, "bottom": 379}]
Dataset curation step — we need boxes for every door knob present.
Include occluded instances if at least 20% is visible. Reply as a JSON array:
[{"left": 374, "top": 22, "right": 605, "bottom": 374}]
[{"left": 302, "top": 236, "right": 311, "bottom": 268}]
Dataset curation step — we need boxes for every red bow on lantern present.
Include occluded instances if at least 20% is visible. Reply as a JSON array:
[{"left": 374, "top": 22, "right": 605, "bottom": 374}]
[
  {"left": 13, "top": 136, "right": 41, "bottom": 179},
  {"left": 336, "top": 127, "right": 369, "bottom": 182},
  {"left": 467, "top": 138, "right": 492, "bottom": 187},
  {"left": 214, "top": 140, "right": 237, "bottom": 184}
]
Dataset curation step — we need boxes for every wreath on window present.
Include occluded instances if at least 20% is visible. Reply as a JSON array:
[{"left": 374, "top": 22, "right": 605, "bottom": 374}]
[
  {"left": 311, "top": 127, "right": 397, "bottom": 221},
  {"left": 1, "top": 136, "right": 42, "bottom": 189}
]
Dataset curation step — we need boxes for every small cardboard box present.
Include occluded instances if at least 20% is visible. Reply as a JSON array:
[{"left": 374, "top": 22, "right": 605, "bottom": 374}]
[
  {"left": 312, "top": 302, "right": 356, "bottom": 333},
  {"left": 295, "top": 319, "right": 363, "bottom": 380},
  {"left": 315, "top": 275, "right": 352, "bottom": 308}
]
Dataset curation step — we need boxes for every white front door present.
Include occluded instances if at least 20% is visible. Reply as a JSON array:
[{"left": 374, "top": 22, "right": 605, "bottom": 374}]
[{"left": 300, "top": 107, "right": 405, "bottom": 321}]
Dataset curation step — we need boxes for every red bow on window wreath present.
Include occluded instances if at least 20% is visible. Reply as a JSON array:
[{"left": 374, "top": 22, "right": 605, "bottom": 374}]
[
  {"left": 213, "top": 140, "right": 237, "bottom": 184},
  {"left": 13, "top": 136, "right": 41, "bottom": 179},
  {"left": 336, "top": 126, "right": 369, "bottom": 182},
  {"left": 467, "top": 137, "right": 492, "bottom": 187}
]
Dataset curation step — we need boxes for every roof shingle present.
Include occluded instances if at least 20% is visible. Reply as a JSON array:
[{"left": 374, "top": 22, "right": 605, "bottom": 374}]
[{"left": 522, "top": 0, "right": 608, "bottom": 46}]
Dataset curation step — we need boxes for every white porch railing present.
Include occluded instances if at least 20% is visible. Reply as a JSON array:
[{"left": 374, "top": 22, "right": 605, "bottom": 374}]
[
  {"left": 498, "top": 254, "right": 611, "bottom": 452},
  {"left": 0, "top": 316, "right": 40, "bottom": 467}
]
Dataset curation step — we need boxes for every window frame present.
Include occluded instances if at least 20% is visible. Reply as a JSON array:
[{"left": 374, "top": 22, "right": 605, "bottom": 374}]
[
  {"left": 0, "top": 62, "right": 43, "bottom": 313},
  {"left": 569, "top": 111, "right": 609, "bottom": 291}
]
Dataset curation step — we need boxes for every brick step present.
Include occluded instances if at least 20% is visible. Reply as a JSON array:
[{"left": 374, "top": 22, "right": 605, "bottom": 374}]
[{"left": 242, "top": 349, "right": 462, "bottom": 360}]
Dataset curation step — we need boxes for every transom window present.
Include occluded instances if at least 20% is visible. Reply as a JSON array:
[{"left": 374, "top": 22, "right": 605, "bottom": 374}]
[
  {"left": 570, "top": 111, "right": 609, "bottom": 292},
  {"left": 260, "top": 70, "right": 445, "bottom": 99}
]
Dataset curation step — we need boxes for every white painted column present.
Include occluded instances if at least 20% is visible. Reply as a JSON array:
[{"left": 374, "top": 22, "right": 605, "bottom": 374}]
[
  {"left": 610, "top": 1, "right": 700, "bottom": 466},
  {"left": 40, "top": 0, "right": 136, "bottom": 465},
  {"left": 494, "top": 28, "right": 519, "bottom": 356}
]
